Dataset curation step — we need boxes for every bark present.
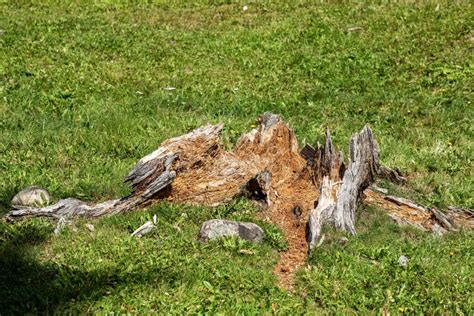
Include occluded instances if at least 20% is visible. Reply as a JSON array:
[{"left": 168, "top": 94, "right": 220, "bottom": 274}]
[
  {"left": 6, "top": 113, "right": 472, "bottom": 236},
  {"left": 7, "top": 113, "right": 307, "bottom": 220},
  {"left": 5, "top": 112, "right": 473, "bottom": 288}
]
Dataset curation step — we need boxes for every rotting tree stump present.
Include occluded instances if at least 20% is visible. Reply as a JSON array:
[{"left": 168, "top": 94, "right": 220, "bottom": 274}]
[{"left": 5, "top": 113, "right": 473, "bottom": 288}]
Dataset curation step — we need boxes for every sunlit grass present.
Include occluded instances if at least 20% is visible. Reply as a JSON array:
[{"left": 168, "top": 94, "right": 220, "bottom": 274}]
[{"left": 1, "top": 1, "right": 473, "bottom": 313}]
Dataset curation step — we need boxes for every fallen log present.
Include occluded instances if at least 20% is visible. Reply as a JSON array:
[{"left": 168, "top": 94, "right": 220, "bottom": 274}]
[{"left": 5, "top": 112, "right": 473, "bottom": 288}]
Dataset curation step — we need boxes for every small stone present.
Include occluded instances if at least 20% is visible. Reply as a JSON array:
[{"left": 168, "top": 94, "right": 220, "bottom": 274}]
[
  {"left": 11, "top": 186, "right": 50, "bottom": 208},
  {"left": 398, "top": 255, "right": 409, "bottom": 267},
  {"left": 85, "top": 224, "right": 95, "bottom": 232},
  {"left": 339, "top": 237, "right": 349, "bottom": 246},
  {"left": 198, "top": 219, "right": 264, "bottom": 243}
]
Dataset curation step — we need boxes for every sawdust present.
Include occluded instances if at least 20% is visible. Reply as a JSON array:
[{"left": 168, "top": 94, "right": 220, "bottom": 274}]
[{"left": 259, "top": 172, "right": 318, "bottom": 289}]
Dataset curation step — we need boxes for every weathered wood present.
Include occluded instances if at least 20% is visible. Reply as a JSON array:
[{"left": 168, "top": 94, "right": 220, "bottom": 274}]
[
  {"left": 7, "top": 198, "right": 122, "bottom": 220},
  {"left": 307, "top": 126, "right": 380, "bottom": 249},
  {"left": 5, "top": 112, "right": 473, "bottom": 288},
  {"left": 334, "top": 126, "right": 380, "bottom": 233},
  {"left": 7, "top": 114, "right": 472, "bottom": 238},
  {"left": 6, "top": 113, "right": 307, "bottom": 219},
  {"left": 308, "top": 176, "right": 337, "bottom": 249},
  {"left": 244, "top": 170, "right": 272, "bottom": 207},
  {"left": 378, "top": 166, "right": 406, "bottom": 184},
  {"left": 364, "top": 189, "right": 473, "bottom": 234}
]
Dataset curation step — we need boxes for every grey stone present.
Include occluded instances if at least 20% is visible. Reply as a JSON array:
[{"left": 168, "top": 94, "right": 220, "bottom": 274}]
[
  {"left": 11, "top": 186, "right": 50, "bottom": 208},
  {"left": 198, "top": 219, "right": 264, "bottom": 243},
  {"left": 398, "top": 255, "right": 409, "bottom": 267}
]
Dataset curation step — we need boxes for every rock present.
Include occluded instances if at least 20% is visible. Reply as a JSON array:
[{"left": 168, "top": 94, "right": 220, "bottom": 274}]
[
  {"left": 11, "top": 186, "right": 50, "bottom": 208},
  {"left": 198, "top": 219, "right": 264, "bottom": 243},
  {"left": 398, "top": 255, "right": 409, "bottom": 267},
  {"left": 339, "top": 237, "right": 349, "bottom": 246},
  {"left": 85, "top": 223, "right": 95, "bottom": 232}
]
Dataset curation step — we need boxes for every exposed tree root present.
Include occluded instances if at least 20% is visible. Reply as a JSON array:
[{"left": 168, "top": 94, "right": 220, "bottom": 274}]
[
  {"left": 364, "top": 189, "right": 473, "bottom": 234},
  {"left": 5, "top": 112, "right": 473, "bottom": 288}
]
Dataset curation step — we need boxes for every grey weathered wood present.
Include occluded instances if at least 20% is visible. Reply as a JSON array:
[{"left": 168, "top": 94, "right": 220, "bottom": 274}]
[
  {"left": 6, "top": 197, "right": 126, "bottom": 220},
  {"left": 5, "top": 124, "right": 223, "bottom": 220},
  {"left": 308, "top": 176, "right": 337, "bottom": 249},
  {"left": 131, "top": 221, "right": 155, "bottom": 237},
  {"left": 384, "top": 195, "right": 427, "bottom": 212},
  {"left": 5, "top": 113, "right": 473, "bottom": 253},
  {"left": 334, "top": 126, "right": 380, "bottom": 234},
  {"left": 307, "top": 126, "right": 380, "bottom": 249},
  {"left": 364, "top": 188, "right": 474, "bottom": 234}
]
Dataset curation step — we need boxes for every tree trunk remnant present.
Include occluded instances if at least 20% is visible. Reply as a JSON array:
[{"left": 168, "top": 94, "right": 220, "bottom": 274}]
[
  {"left": 306, "top": 126, "right": 380, "bottom": 249},
  {"left": 5, "top": 112, "right": 473, "bottom": 288}
]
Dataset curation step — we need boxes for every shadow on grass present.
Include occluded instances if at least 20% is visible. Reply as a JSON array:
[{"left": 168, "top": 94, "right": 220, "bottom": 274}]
[{"left": 0, "top": 220, "right": 183, "bottom": 314}]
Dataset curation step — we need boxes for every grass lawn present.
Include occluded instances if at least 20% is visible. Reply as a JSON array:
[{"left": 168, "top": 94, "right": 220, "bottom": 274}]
[{"left": 1, "top": 1, "right": 473, "bottom": 314}]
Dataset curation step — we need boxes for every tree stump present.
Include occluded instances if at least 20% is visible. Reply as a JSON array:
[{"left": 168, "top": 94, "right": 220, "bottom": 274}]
[{"left": 6, "top": 112, "right": 473, "bottom": 288}]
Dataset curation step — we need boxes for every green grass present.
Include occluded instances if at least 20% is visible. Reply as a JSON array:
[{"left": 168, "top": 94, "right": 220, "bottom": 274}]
[{"left": 1, "top": 1, "right": 473, "bottom": 314}]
